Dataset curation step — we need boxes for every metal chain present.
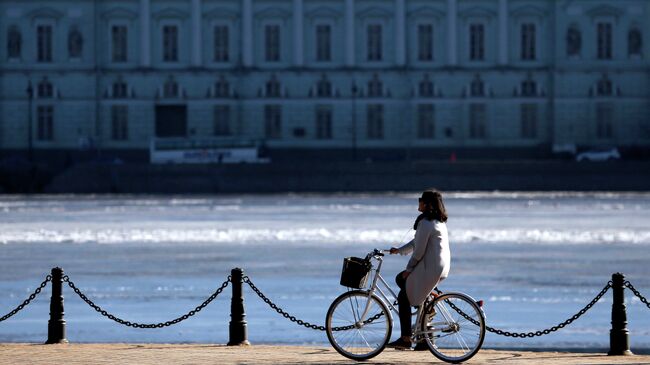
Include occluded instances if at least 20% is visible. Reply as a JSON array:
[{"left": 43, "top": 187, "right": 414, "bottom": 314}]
[
  {"left": 0, "top": 275, "right": 52, "bottom": 323},
  {"left": 462, "top": 281, "right": 612, "bottom": 338},
  {"left": 62, "top": 275, "right": 230, "bottom": 329},
  {"left": 624, "top": 281, "right": 650, "bottom": 310}
]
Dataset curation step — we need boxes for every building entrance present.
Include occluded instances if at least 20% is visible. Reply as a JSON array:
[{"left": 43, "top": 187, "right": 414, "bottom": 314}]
[{"left": 155, "top": 105, "right": 187, "bottom": 137}]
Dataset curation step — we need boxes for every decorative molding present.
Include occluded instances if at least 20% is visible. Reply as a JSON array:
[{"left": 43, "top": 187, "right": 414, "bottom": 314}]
[
  {"left": 510, "top": 5, "right": 548, "bottom": 19},
  {"left": 254, "top": 7, "right": 292, "bottom": 20},
  {"left": 356, "top": 6, "right": 393, "bottom": 19},
  {"left": 27, "top": 7, "right": 64, "bottom": 21},
  {"left": 152, "top": 8, "right": 190, "bottom": 21},
  {"left": 459, "top": 6, "right": 497, "bottom": 20},
  {"left": 586, "top": 5, "right": 623, "bottom": 19},
  {"left": 203, "top": 7, "right": 240, "bottom": 20},
  {"left": 305, "top": 6, "right": 342, "bottom": 21},
  {"left": 407, "top": 6, "right": 445, "bottom": 20},
  {"left": 101, "top": 7, "right": 138, "bottom": 20}
]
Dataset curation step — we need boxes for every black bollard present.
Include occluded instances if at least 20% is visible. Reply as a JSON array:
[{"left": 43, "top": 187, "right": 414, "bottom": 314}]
[
  {"left": 45, "top": 267, "right": 68, "bottom": 344},
  {"left": 608, "top": 272, "right": 633, "bottom": 355},
  {"left": 227, "top": 268, "right": 250, "bottom": 346}
]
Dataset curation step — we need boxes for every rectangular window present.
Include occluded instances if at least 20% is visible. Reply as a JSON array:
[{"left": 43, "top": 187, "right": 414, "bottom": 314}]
[
  {"left": 417, "top": 104, "right": 435, "bottom": 139},
  {"left": 596, "top": 103, "right": 613, "bottom": 139},
  {"left": 520, "top": 104, "right": 537, "bottom": 139},
  {"left": 36, "top": 105, "right": 54, "bottom": 141},
  {"left": 316, "top": 24, "right": 331, "bottom": 62},
  {"left": 265, "top": 25, "right": 280, "bottom": 62},
  {"left": 469, "top": 24, "right": 485, "bottom": 61},
  {"left": 213, "top": 105, "right": 231, "bottom": 136},
  {"left": 597, "top": 22, "right": 613, "bottom": 60},
  {"left": 469, "top": 104, "right": 486, "bottom": 139},
  {"left": 366, "top": 104, "right": 384, "bottom": 139},
  {"left": 163, "top": 25, "right": 178, "bottom": 62},
  {"left": 111, "top": 105, "right": 128, "bottom": 141},
  {"left": 37, "top": 25, "right": 53, "bottom": 62},
  {"left": 418, "top": 24, "right": 434, "bottom": 61},
  {"left": 111, "top": 25, "right": 128, "bottom": 62},
  {"left": 521, "top": 23, "right": 536, "bottom": 60},
  {"left": 367, "top": 24, "right": 382, "bottom": 61},
  {"left": 315, "top": 105, "right": 332, "bottom": 139},
  {"left": 214, "top": 25, "right": 229, "bottom": 62},
  {"left": 264, "top": 105, "right": 282, "bottom": 139}
]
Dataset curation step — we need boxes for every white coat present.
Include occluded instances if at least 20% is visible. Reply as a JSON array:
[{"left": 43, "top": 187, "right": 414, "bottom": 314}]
[{"left": 397, "top": 219, "right": 451, "bottom": 305}]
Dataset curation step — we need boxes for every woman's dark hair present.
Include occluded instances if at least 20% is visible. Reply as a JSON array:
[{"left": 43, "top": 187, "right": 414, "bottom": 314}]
[{"left": 413, "top": 189, "right": 448, "bottom": 229}]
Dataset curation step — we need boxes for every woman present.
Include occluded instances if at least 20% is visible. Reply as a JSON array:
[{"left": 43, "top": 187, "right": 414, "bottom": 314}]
[{"left": 387, "top": 189, "right": 451, "bottom": 350}]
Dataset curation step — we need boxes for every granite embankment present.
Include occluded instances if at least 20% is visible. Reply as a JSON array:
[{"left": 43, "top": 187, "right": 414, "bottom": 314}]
[{"left": 43, "top": 160, "right": 650, "bottom": 193}]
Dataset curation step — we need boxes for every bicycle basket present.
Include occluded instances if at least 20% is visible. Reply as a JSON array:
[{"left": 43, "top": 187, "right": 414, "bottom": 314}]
[{"left": 340, "top": 257, "right": 371, "bottom": 289}]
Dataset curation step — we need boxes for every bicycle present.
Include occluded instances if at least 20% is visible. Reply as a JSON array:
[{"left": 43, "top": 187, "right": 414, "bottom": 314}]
[{"left": 325, "top": 249, "right": 486, "bottom": 363}]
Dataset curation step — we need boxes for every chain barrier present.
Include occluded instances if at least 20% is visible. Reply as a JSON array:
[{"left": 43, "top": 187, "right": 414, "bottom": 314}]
[
  {"left": 624, "top": 281, "right": 650, "bottom": 310},
  {"left": 62, "top": 274, "right": 230, "bottom": 329},
  {"left": 0, "top": 275, "right": 52, "bottom": 323}
]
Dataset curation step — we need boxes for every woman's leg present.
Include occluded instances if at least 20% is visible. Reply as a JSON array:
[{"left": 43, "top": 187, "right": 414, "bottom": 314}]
[{"left": 395, "top": 271, "right": 412, "bottom": 339}]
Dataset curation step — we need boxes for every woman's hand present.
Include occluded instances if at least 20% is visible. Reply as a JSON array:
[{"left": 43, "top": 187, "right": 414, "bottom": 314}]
[
  {"left": 389, "top": 247, "right": 399, "bottom": 255},
  {"left": 402, "top": 271, "right": 411, "bottom": 279}
]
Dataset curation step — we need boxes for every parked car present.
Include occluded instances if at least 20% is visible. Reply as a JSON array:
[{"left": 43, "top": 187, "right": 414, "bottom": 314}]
[{"left": 576, "top": 147, "right": 621, "bottom": 162}]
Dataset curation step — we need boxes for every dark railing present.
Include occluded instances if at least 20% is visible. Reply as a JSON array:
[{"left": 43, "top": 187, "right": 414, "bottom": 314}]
[{"left": 0, "top": 269, "right": 647, "bottom": 356}]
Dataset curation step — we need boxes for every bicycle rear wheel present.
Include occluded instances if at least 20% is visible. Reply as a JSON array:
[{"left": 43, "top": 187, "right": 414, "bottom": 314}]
[
  {"left": 325, "top": 290, "right": 392, "bottom": 361},
  {"left": 419, "top": 292, "right": 485, "bottom": 363}
]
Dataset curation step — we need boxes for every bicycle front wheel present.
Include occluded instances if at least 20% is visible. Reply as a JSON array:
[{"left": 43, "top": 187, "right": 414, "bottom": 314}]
[
  {"left": 419, "top": 292, "right": 486, "bottom": 363},
  {"left": 325, "top": 290, "right": 392, "bottom": 361}
]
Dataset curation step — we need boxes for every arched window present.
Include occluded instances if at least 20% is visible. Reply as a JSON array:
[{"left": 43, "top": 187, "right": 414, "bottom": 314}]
[
  {"left": 367, "top": 74, "right": 383, "bottom": 97},
  {"left": 7, "top": 25, "right": 21, "bottom": 59},
  {"left": 265, "top": 74, "right": 281, "bottom": 97},
  {"left": 38, "top": 78, "right": 53, "bottom": 98},
  {"left": 628, "top": 28, "right": 642, "bottom": 56},
  {"left": 419, "top": 74, "right": 434, "bottom": 97},
  {"left": 316, "top": 74, "right": 331, "bottom": 97},
  {"left": 566, "top": 25, "right": 582, "bottom": 57},
  {"left": 68, "top": 27, "right": 83, "bottom": 59}
]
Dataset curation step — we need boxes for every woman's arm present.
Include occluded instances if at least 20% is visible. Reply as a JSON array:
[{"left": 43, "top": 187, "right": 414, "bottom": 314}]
[
  {"left": 395, "top": 239, "right": 415, "bottom": 255},
  {"left": 405, "top": 220, "right": 434, "bottom": 272}
]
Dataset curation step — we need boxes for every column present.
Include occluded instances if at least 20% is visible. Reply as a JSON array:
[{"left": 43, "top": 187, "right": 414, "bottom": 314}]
[
  {"left": 345, "top": 0, "right": 355, "bottom": 67},
  {"left": 498, "top": 0, "right": 508, "bottom": 65},
  {"left": 293, "top": 0, "right": 304, "bottom": 66},
  {"left": 140, "top": 0, "right": 151, "bottom": 67},
  {"left": 191, "top": 0, "right": 202, "bottom": 67},
  {"left": 395, "top": 0, "right": 406, "bottom": 66},
  {"left": 447, "top": 0, "right": 457, "bottom": 65},
  {"left": 242, "top": 0, "right": 253, "bottom": 67}
]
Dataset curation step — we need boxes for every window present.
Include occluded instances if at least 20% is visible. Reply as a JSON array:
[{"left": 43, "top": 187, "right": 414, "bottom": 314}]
[
  {"left": 214, "top": 25, "right": 229, "bottom": 62},
  {"left": 163, "top": 78, "right": 178, "bottom": 98},
  {"left": 628, "top": 28, "right": 642, "bottom": 56},
  {"left": 521, "top": 23, "right": 536, "bottom": 60},
  {"left": 214, "top": 105, "right": 231, "bottom": 136},
  {"left": 521, "top": 79, "right": 536, "bottom": 97},
  {"left": 37, "top": 106, "right": 54, "bottom": 141},
  {"left": 163, "top": 25, "right": 178, "bottom": 62},
  {"left": 469, "top": 104, "right": 486, "bottom": 139},
  {"left": 37, "top": 78, "right": 53, "bottom": 98},
  {"left": 367, "top": 24, "right": 382, "bottom": 61},
  {"left": 566, "top": 26, "right": 582, "bottom": 57},
  {"left": 111, "top": 25, "right": 128, "bottom": 62},
  {"left": 596, "top": 103, "right": 613, "bottom": 139},
  {"left": 520, "top": 104, "right": 537, "bottom": 139},
  {"left": 68, "top": 27, "right": 83, "bottom": 59},
  {"left": 113, "top": 80, "right": 128, "bottom": 98},
  {"left": 367, "top": 74, "right": 383, "bottom": 97},
  {"left": 265, "top": 25, "right": 280, "bottom": 62},
  {"left": 366, "top": 104, "right": 384, "bottom": 139},
  {"left": 418, "top": 24, "right": 433, "bottom": 61},
  {"left": 37, "top": 25, "right": 53, "bottom": 62},
  {"left": 316, "top": 76, "right": 331, "bottom": 97},
  {"left": 266, "top": 75, "right": 281, "bottom": 97},
  {"left": 316, "top": 24, "right": 331, "bottom": 62},
  {"left": 470, "top": 76, "right": 484, "bottom": 97},
  {"left": 417, "top": 104, "right": 435, "bottom": 139},
  {"left": 7, "top": 25, "right": 21, "bottom": 59},
  {"left": 111, "top": 105, "right": 128, "bottom": 140},
  {"left": 419, "top": 75, "right": 434, "bottom": 97},
  {"left": 469, "top": 23, "right": 484, "bottom": 61},
  {"left": 315, "top": 105, "right": 332, "bottom": 139},
  {"left": 264, "top": 105, "right": 282, "bottom": 139},
  {"left": 597, "top": 76, "right": 613, "bottom": 96},
  {"left": 597, "top": 22, "right": 612, "bottom": 60},
  {"left": 215, "top": 76, "right": 230, "bottom": 97}
]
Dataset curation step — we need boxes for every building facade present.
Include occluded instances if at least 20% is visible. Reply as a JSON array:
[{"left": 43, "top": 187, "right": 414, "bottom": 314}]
[{"left": 1, "top": 0, "right": 650, "bottom": 160}]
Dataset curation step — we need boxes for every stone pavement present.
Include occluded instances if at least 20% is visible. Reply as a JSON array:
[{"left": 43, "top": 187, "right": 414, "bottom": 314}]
[{"left": 1, "top": 344, "right": 650, "bottom": 365}]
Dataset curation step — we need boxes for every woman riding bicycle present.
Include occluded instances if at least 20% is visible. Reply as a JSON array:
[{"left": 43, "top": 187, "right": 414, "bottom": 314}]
[{"left": 387, "top": 189, "right": 451, "bottom": 350}]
